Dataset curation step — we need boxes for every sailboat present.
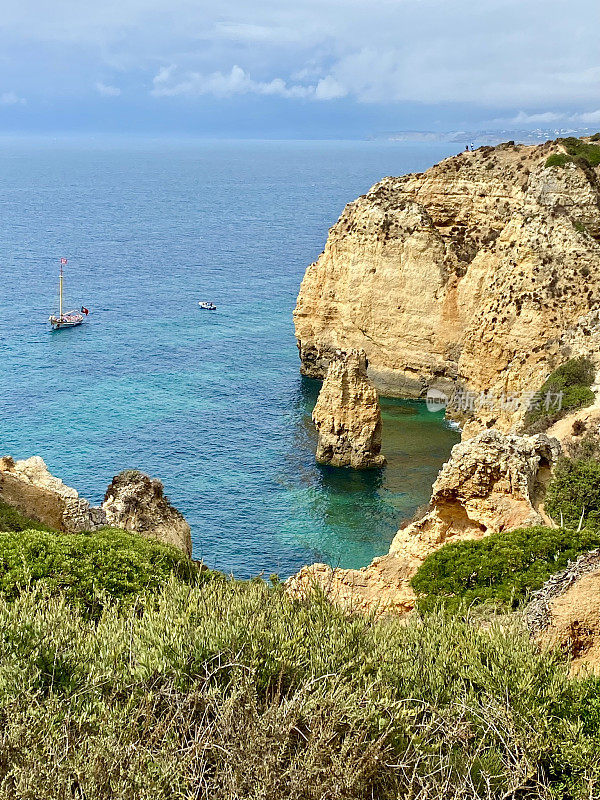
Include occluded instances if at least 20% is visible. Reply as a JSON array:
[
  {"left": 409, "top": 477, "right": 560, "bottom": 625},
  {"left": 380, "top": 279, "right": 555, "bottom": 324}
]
[{"left": 49, "top": 258, "right": 88, "bottom": 330}]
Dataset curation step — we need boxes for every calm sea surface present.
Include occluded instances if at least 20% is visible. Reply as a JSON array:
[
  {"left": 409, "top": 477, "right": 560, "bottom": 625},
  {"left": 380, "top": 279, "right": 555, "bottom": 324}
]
[{"left": 0, "top": 138, "right": 460, "bottom": 577}]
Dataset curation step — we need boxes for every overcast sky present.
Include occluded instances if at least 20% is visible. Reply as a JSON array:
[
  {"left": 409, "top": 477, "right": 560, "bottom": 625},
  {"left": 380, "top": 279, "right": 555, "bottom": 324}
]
[{"left": 1, "top": 0, "right": 599, "bottom": 137}]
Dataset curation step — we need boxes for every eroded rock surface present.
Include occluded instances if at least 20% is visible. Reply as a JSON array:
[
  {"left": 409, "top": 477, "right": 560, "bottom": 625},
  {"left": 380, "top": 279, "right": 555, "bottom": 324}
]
[
  {"left": 312, "top": 350, "right": 386, "bottom": 469},
  {"left": 527, "top": 550, "right": 600, "bottom": 674},
  {"left": 287, "top": 430, "right": 560, "bottom": 614},
  {"left": 103, "top": 470, "right": 192, "bottom": 555},
  {"left": 0, "top": 455, "right": 106, "bottom": 532},
  {"left": 0, "top": 456, "right": 192, "bottom": 556},
  {"left": 294, "top": 138, "right": 600, "bottom": 432}
]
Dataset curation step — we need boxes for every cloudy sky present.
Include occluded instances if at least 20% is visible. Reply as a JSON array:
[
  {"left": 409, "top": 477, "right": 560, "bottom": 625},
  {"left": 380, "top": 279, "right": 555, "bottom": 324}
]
[{"left": 1, "top": 0, "right": 599, "bottom": 137}]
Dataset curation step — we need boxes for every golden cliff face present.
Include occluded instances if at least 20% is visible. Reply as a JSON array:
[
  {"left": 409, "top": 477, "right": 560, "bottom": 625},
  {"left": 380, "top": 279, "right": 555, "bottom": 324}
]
[{"left": 294, "top": 138, "right": 600, "bottom": 432}]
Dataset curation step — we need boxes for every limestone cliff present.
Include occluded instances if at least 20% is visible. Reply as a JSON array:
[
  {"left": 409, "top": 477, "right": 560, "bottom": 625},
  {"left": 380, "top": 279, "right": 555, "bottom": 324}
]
[
  {"left": 0, "top": 456, "right": 192, "bottom": 555},
  {"left": 103, "top": 470, "right": 192, "bottom": 556},
  {"left": 287, "top": 430, "right": 560, "bottom": 614},
  {"left": 527, "top": 550, "right": 600, "bottom": 674},
  {"left": 294, "top": 137, "right": 600, "bottom": 433},
  {"left": 0, "top": 456, "right": 105, "bottom": 532},
  {"left": 312, "top": 349, "right": 386, "bottom": 469}
]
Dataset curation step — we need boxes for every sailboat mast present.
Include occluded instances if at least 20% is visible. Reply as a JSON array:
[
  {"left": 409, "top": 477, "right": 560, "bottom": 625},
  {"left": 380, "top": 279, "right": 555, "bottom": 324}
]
[{"left": 59, "top": 265, "right": 63, "bottom": 320}]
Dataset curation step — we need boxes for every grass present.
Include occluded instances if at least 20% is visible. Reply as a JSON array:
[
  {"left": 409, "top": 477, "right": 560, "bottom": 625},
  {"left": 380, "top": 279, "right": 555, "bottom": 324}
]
[
  {"left": 522, "top": 357, "right": 595, "bottom": 433},
  {"left": 0, "top": 502, "right": 599, "bottom": 797},
  {"left": 411, "top": 526, "right": 600, "bottom": 614},
  {"left": 0, "top": 578, "right": 599, "bottom": 799}
]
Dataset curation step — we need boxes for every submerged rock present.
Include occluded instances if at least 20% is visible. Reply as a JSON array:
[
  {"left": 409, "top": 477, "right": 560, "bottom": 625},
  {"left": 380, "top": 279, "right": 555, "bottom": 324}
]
[
  {"left": 312, "top": 349, "right": 386, "bottom": 469},
  {"left": 103, "top": 470, "right": 192, "bottom": 556}
]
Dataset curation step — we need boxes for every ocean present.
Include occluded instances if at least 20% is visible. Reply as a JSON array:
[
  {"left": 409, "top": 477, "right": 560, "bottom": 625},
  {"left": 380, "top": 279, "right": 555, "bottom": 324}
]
[{"left": 0, "top": 138, "right": 460, "bottom": 578}]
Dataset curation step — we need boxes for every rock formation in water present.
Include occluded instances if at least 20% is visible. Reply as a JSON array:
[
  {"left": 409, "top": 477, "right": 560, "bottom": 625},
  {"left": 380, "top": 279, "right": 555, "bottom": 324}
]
[
  {"left": 312, "top": 349, "right": 386, "bottom": 469},
  {"left": 286, "top": 429, "right": 560, "bottom": 614},
  {"left": 0, "top": 456, "right": 192, "bottom": 556},
  {"left": 103, "top": 470, "right": 192, "bottom": 556},
  {"left": 527, "top": 549, "right": 600, "bottom": 674},
  {"left": 0, "top": 455, "right": 106, "bottom": 532},
  {"left": 294, "top": 137, "right": 600, "bottom": 433},
  {"left": 389, "top": 429, "right": 560, "bottom": 559}
]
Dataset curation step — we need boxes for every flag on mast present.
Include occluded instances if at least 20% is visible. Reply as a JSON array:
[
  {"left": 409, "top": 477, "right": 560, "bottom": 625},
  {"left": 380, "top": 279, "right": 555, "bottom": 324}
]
[{"left": 60, "top": 258, "right": 68, "bottom": 264}]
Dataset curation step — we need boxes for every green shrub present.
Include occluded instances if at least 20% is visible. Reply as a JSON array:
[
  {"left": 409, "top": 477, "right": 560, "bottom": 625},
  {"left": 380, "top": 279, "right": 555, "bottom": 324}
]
[
  {"left": 591, "top": 132, "right": 600, "bottom": 142},
  {"left": 545, "top": 138, "right": 600, "bottom": 168},
  {"left": 0, "top": 499, "right": 56, "bottom": 533},
  {"left": 546, "top": 457, "right": 600, "bottom": 529},
  {"left": 0, "top": 527, "right": 201, "bottom": 616},
  {"left": 522, "top": 357, "right": 595, "bottom": 432},
  {"left": 0, "top": 580, "right": 599, "bottom": 799},
  {"left": 411, "top": 526, "right": 600, "bottom": 613},
  {"left": 545, "top": 153, "right": 574, "bottom": 168},
  {"left": 560, "top": 137, "right": 600, "bottom": 167}
]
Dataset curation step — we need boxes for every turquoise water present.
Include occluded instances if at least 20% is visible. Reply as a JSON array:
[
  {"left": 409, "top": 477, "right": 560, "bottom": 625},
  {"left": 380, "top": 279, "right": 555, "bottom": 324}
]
[{"left": 0, "top": 138, "right": 460, "bottom": 577}]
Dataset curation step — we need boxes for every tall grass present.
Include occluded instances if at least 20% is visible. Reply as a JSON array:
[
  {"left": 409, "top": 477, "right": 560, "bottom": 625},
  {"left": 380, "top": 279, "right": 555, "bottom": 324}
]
[{"left": 0, "top": 577, "right": 599, "bottom": 799}]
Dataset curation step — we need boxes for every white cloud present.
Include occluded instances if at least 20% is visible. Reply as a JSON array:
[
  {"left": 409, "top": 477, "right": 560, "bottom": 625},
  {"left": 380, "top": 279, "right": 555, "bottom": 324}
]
[
  {"left": 1, "top": 0, "right": 600, "bottom": 119},
  {"left": 314, "top": 75, "right": 347, "bottom": 100},
  {"left": 0, "top": 91, "right": 25, "bottom": 105},
  {"left": 578, "top": 109, "right": 600, "bottom": 124},
  {"left": 490, "top": 109, "right": 600, "bottom": 127},
  {"left": 151, "top": 64, "right": 342, "bottom": 101},
  {"left": 95, "top": 81, "right": 121, "bottom": 96}
]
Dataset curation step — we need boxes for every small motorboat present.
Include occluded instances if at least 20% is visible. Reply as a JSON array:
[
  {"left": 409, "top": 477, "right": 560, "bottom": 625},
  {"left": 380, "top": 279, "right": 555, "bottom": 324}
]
[
  {"left": 198, "top": 301, "right": 217, "bottom": 311},
  {"left": 49, "top": 259, "right": 89, "bottom": 330}
]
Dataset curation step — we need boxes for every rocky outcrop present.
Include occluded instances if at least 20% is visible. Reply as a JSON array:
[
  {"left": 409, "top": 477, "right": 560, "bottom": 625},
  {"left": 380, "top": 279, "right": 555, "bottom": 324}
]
[
  {"left": 294, "top": 138, "right": 600, "bottom": 433},
  {"left": 0, "top": 456, "right": 192, "bottom": 556},
  {"left": 103, "top": 470, "right": 192, "bottom": 556},
  {"left": 389, "top": 429, "right": 561, "bottom": 559},
  {"left": 287, "top": 430, "right": 560, "bottom": 614},
  {"left": 312, "top": 350, "right": 386, "bottom": 469},
  {"left": 527, "top": 550, "right": 600, "bottom": 674},
  {"left": 0, "top": 456, "right": 105, "bottom": 532}
]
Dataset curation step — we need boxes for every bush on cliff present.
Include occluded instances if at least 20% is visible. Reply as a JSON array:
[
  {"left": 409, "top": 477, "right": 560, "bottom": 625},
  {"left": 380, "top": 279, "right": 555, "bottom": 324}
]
[
  {"left": 0, "top": 578, "right": 599, "bottom": 799},
  {"left": 545, "top": 456, "right": 600, "bottom": 530},
  {"left": 0, "top": 527, "right": 201, "bottom": 617},
  {"left": 560, "top": 136, "right": 600, "bottom": 167},
  {"left": 522, "top": 357, "right": 595, "bottom": 433},
  {"left": 545, "top": 138, "right": 600, "bottom": 168},
  {"left": 411, "top": 526, "right": 600, "bottom": 613},
  {"left": 545, "top": 153, "right": 575, "bottom": 168}
]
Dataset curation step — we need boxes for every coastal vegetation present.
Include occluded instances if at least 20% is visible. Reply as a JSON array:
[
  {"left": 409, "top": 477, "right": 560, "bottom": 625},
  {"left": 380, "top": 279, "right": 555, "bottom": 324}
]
[
  {"left": 546, "top": 448, "right": 600, "bottom": 531},
  {"left": 0, "top": 498, "right": 55, "bottom": 533},
  {"left": 2, "top": 577, "right": 600, "bottom": 799},
  {"left": 522, "top": 357, "right": 595, "bottom": 432},
  {"left": 0, "top": 526, "right": 201, "bottom": 618},
  {"left": 0, "top": 505, "right": 598, "bottom": 797},
  {"left": 545, "top": 137, "right": 600, "bottom": 168},
  {"left": 411, "top": 526, "right": 600, "bottom": 613}
]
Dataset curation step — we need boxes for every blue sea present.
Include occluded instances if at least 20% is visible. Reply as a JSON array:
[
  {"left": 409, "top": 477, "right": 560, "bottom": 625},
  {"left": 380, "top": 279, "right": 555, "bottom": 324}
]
[{"left": 0, "top": 138, "right": 460, "bottom": 578}]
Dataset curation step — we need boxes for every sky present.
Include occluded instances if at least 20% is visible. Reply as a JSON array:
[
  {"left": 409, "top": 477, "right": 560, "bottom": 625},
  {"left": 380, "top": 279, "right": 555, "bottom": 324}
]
[{"left": 1, "top": 0, "right": 599, "bottom": 138}]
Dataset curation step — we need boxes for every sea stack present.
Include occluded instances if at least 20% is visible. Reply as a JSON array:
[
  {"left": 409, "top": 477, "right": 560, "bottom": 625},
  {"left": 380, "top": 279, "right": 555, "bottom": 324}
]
[{"left": 312, "top": 349, "right": 386, "bottom": 469}]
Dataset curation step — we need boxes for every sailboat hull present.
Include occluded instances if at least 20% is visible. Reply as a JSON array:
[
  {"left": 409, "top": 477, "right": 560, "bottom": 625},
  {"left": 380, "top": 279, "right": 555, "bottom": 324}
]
[{"left": 49, "top": 315, "right": 84, "bottom": 330}]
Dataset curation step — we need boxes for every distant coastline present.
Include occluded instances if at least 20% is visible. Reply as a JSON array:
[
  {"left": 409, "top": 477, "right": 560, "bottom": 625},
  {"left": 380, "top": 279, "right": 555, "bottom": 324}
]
[{"left": 368, "top": 126, "right": 599, "bottom": 145}]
